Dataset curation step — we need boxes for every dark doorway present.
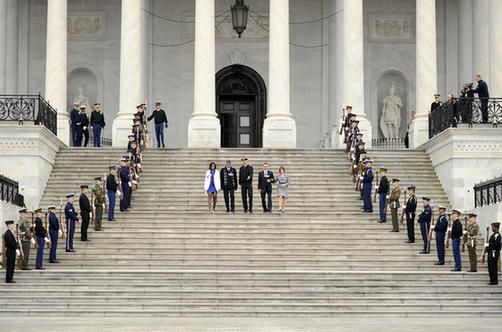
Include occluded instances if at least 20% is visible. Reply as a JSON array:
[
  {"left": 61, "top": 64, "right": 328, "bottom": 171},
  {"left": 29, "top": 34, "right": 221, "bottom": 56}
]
[{"left": 216, "top": 65, "right": 266, "bottom": 148}]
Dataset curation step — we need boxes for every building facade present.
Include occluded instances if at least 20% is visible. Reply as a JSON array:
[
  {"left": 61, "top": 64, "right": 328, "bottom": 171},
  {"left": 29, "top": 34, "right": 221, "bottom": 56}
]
[{"left": 1, "top": 0, "right": 501, "bottom": 148}]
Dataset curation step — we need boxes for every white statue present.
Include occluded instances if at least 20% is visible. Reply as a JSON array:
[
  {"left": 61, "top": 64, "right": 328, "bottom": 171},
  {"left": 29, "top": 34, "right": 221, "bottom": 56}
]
[
  {"left": 73, "top": 86, "right": 90, "bottom": 110},
  {"left": 380, "top": 81, "right": 403, "bottom": 138}
]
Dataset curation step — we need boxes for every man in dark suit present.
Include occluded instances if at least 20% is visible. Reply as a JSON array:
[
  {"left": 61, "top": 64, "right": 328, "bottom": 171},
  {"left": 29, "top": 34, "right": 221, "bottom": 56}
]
[
  {"left": 471, "top": 74, "right": 490, "bottom": 123},
  {"left": 79, "top": 185, "right": 92, "bottom": 242},
  {"left": 258, "top": 163, "right": 275, "bottom": 213},
  {"left": 239, "top": 157, "right": 254, "bottom": 213},
  {"left": 220, "top": 160, "right": 238, "bottom": 213},
  {"left": 430, "top": 94, "right": 442, "bottom": 113},
  {"left": 3, "top": 220, "right": 18, "bottom": 283}
]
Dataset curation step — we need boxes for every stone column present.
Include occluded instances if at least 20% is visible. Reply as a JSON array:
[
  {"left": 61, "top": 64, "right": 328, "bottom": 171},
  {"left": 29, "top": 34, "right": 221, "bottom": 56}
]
[
  {"left": 6, "top": 0, "right": 18, "bottom": 93},
  {"left": 472, "top": 0, "right": 490, "bottom": 81},
  {"left": 45, "top": 0, "right": 69, "bottom": 145},
  {"left": 113, "top": 0, "right": 142, "bottom": 147},
  {"left": 187, "top": 0, "right": 220, "bottom": 148},
  {"left": 342, "top": 0, "right": 371, "bottom": 148},
  {"left": 0, "top": 0, "right": 6, "bottom": 93},
  {"left": 490, "top": 0, "right": 502, "bottom": 97},
  {"left": 457, "top": 0, "right": 472, "bottom": 88},
  {"left": 409, "top": 0, "right": 437, "bottom": 149},
  {"left": 262, "top": 0, "right": 297, "bottom": 148}
]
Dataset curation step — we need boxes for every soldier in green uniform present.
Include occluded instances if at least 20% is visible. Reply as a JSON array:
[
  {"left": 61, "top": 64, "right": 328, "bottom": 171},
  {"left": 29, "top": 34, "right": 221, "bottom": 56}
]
[
  {"left": 389, "top": 179, "right": 401, "bottom": 232},
  {"left": 92, "top": 177, "right": 105, "bottom": 231},
  {"left": 18, "top": 208, "right": 32, "bottom": 270},
  {"left": 465, "top": 213, "right": 480, "bottom": 272}
]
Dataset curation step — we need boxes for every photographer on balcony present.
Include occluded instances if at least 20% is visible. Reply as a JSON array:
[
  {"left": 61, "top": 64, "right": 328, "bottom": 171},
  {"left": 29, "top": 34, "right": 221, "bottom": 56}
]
[{"left": 471, "top": 74, "right": 490, "bottom": 123}]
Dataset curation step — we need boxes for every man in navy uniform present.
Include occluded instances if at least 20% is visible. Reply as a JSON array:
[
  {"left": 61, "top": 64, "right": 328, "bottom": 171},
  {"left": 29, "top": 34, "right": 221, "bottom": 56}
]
[
  {"left": 80, "top": 105, "right": 90, "bottom": 147},
  {"left": 361, "top": 160, "right": 374, "bottom": 213},
  {"left": 471, "top": 74, "right": 490, "bottom": 123},
  {"left": 220, "top": 160, "right": 238, "bottom": 213},
  {"left": 3, "top": 220, "right": 19, "bottom": 283},
  {"left": 79, "top": 185, "right": 92, "bottom": 242},
  {"left": 47, "top": 206, "right": 60, "bottom": 263},
  {"left": 69, "top": 103, "right": 80, "bottom": 146},
  {"left": 239, "top": 157, "right": 254, "bottom": 213},
  {"left": 417, "top": 197, "right": 432, "bottom": 254},
  {"left": 106, "top": 166, "right": 119, "bottom": 221},
  {"left": 450, "top": 209, "right": 463, "bottom": 271},
  {"left": 33, "top": 208, "right": 47, "bottom": 270},
  {"left": 90, "top": 103, "right": 106, "bottom": 147},
  {"left": 404, "top": 186, "right": 417, "bottom": 243},
  {"left": 433, "top": 205, "right": 448, "bottom": 265},
  {"left": 65, "top": 193, "right": 79, "bottom": 252},
  {"left": 147, "top": 101, "right": 168, "bottom": 148},
  {"left": 486, "top": 222, "right": 501, "bottom": 285},
  {"left": 431, "top": 94, "right": 442, "bottom": 112},
  {"left": 258, "top": 163, "right": 275, "bottom": 213},
  {"left": 119, "top": 158, "right": 130, "bottom": 212}
]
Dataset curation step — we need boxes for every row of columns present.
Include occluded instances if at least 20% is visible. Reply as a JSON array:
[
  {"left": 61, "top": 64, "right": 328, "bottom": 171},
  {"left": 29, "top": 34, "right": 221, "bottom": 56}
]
[{"left": 0, "top": 0, "right": 18, "bottom": 94}]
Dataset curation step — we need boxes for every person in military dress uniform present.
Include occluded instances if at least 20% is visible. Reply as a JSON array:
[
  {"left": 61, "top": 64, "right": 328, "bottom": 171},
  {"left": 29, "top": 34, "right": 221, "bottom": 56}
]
[
  {"left": 80, "top": 105, "right": 90, "bottom": 147},
  {"left": 18, "top": 208, "right": 32, "bottom": 270},
  {"left": 3, "top": 220, "right": 19, "bottom": 283},
  {"left": 377, "top": 167, "right": 389, "bottom": 223},
  {"left": 119, "top": 158, "right": 130, "bottom": 212},
  {"left": 404, "top": 186, "right": 417, "bottom": 244},
  {"left": 220, "top": 160, "right": 238, "bottom": 213},
  {"left": 485, "top": 222, "right": 501, "bottom": 285},
  {"left": 92, "top": 177, "right": 105, "bottom": 231},
  {"left": 106, "top": 166, "right": 119, "bottom": 221},
  {"left": 433, "top": 205, "right": 448, "bottom": 265},
  {"left": 79, "top": 185, "right": 92, "bottom": 241},
  {"left": 389, "top": 179, "right": 401, "bottom": 232},
  {"left": 361, "top": 160, "right": 374, "bottom": 213},
  {"left": 65, "top": 193, "right": 79, "bottom": 252},
  {"left": 465, "top": 213, "right": 480, "bottom": 272},
  {"left": 417, "top": 197, "right": 432, "bottom": 254},
  {"left": 431, "top": 93, "right": 442, "bottom": 112},
  {"left": 239, "top": 157, "right": 254, "bottom": 213},
  {"left": 33, "top": 208, "right": 47, "bottom": 270},
  {"left": 90, "top": 103, "right": 106, "bottom": 147},
  {"left": 47, "top": 206, "right": 60, "bottom": 263},
  {"left": 450, "top": 209, "right": 463, "bottom": 271}
]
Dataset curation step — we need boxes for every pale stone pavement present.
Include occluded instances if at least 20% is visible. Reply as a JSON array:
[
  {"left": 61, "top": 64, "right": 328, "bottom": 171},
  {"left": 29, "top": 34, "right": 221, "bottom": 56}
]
[{"left": 2, "top": 318, "right": 501, "bottom": 332}]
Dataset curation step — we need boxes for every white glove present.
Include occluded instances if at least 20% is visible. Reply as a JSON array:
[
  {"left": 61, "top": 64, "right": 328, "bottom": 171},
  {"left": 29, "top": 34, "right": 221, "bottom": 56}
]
[
  {"left": 447, "top": 228, "right": 452, "bottom": 232},
  {"left": 132, "top": 180, "right": 138, "bottom": 185},
  {"left": 403, "top": 205, "right": 407, "bottom": 209},
  {"left": 16, "top": 249, "right": 20, "bottom": 257},
  {"left": 103, "top": 204, "right": 106, "bottom": 209},
  {"left": 128, "top": 181, "right": 132, "bottom": 187},
  {"left": 30, "top": 238, "right": 36, "bottom": 246},
  {"left": 485, "top": 244, "right": 489, "bottom": 248},
  {"left": 58, "top": 229, "right": 63, "bottom": 237},
  {"left": 44, "top": 237, "right": 50, "bottom": 243},
  {"left": 374, "top": 185, "right": 378, "bottom": 189},
  {"left": 386, "top": 195, "right": 390, "bottom": 199},
  {"left": 350, "top": 148, "right": 355, "bottom": 151},
  {"left": 430, "top": 225, "right": 435, "bottom": 230},
  {"left": 463, "top": 230, "right": 468, "bottom": 235},
  {"left": 137, "top": 164, "right": 142, "bottom": 169},
  {"left": 353, "top": 165, "right": 357, "bottom": 169},
  {"left": 83, "top": 126, "right": 87, "bottom": 130},
  {"left": 359, "top": 176, "right": 364, "bottom": 180}
]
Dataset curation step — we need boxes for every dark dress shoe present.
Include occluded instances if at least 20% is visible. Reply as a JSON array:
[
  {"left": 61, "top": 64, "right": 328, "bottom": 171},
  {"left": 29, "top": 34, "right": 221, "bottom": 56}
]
[
  {"left": 451, "top": 269, "right": 461, "bottom": 272},
  {"left": 6, "top": 280, "right": 16, "bottom": 283},
  {"left": 21, "top": 267, "right": 31, "bottom": 271},
  {"left": 405, "top": 240, "right": 414, "bottom": 244},
  {"left": 49, "top": 260, "right": 60, "bottom": 264},
  {"left": 467, "top": 270, "right": 477, "bottom": 272},
  {"left": 488, "top": 282, "right": 498, "bottom": 285},
  {"left": 434, "top": 262, "right": 445, "bottom": 265},
  {"left": 35, "top": 267, "right": 46, "bottom": 270}
]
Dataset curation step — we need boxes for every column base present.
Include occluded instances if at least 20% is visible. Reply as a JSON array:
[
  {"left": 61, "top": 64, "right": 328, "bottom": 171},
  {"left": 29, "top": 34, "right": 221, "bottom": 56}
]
[
  {"left": 357, "top": 117, "right": 373, "bottom": 149},
  {"left": 262, "top": 115, "right": 297, "bottom": 148},
  {"left": 187, "top": 115, "right": 221, "bottom": 148},
  {"left": 409, "top": 116, "right": 429, "bottom": 149},
  {"left": 112, "top": 115, "right": 134, "bottom": 148},
  {"left": 56, "top": 113, "right": 70, "bottom": 146}
]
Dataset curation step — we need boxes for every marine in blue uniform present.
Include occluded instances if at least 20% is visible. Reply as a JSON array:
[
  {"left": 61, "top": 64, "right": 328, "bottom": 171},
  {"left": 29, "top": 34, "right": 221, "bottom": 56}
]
[
  {"left": 417, "top": 197, "right": 432, "bottom": 254},
  {"left": 69, "top": 103, "right": 80, "bottom": 146},
  {"left": 79, "top": 185, "right": 92, "bottom": 242},
  {"left": 362, "top": 160, "right": 374, "bottom": 213},
  {"left": 80, "top": 105, "right": 90, "bottom": 147},
  {"left": 433, "top": 205, "right": 448, "bottom": 265},
  {"left": 487, "top": 222, "right": 501, "bottom": 285},
  {"left": 404, "top": 187, "right": 417, "bottom": 243},
  {"left": 450, "top": 209, "right": 463, "bottom": 271},
  {"left": 47, "top": 206, "right": 60, "bottom": 263},
  {"left": 33, "top": 208, "right": 46, "bottom": 270},
  {"left": 119, "top": 159, "right": 130, "bottom": 212},
  {"left": 90, "top": 103, "right": 106, "bottom": 147},
  {"left": 64, "top": 193, "right": 79, "bottom": 252},
  {"left": 4, "top": 220, "right": 19, "bottom": 283}
]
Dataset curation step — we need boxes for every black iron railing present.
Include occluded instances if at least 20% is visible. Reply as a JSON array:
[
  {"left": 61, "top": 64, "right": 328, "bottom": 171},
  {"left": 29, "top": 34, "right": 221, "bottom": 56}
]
[
  {"left": 474, "top": 176, "right": 502, "bottom": 208},
  {"left": 371, "top": 138, "right": 406, "bottom": 150},
  {"left": 0, "top": 94, "right": 58, "bottom": 136},
  {"left": 0, "top": 175, "right": 24, "bottom": 207},
  {"left": 429, "top": 97, "right": 502, "bottom": 138}
]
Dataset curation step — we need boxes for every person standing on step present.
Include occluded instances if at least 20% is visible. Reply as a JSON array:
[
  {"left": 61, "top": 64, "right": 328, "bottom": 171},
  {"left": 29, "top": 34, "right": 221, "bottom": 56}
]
[
  {"left": 417, "top": 197, "right": 432, "bottom": 254},
  {"left": 18, "top": 208, "right": 32, "bottom": 270},
  {"left": 239, "top": 157, "right": 254, "bottom": 214},
  {"left": 485, "top": 222, "right": 501, "bottom": 285},
  {"left": 106, "top": 166, "right": 119, "bottom": 221},
  {"left": 119, "top": 158, "right": 130, "bottom": 212},
  {"left": 431, "top": 93, "right": 442, "bottom": 112},
  {"left": 69, "top": 103, "right": 80, "bottom": 146},
  {"left": 90, "top": 103, "right": 106, "bottom": 147},
  {"left": 433, "top": 205, "right": 448, "bottom": 265},
  {"left": 65, "top": 193, "right": 79, "bottom": 252},
  {"left": 79, "top": 185, "right": 92, "bottom": 242},
  {"left": 361, "top": 160, "right": 374, "bottom": 213},
  {"left": 93, "top": 177, "right": 105, "bottom": 231},
  {"left": 47, "top": 206, "right": 60, "bottom": 264},
  {"left": 465, "top": 213, "right": 480, "bottom": 272},
  {"left": 450, "top": 209, "right": 463, "bottom": 271},
  {"left": 258, "top": 163, "right": 275, "bottom": 213},
  {"left": 147, "top": 101, "right": 168, "bottom": 148},
  {"left": 389, "top": 179, "right": 401, "bottom": 232},
  {"left": 377, "top": 167, "right": 389, "bottom": 223},
  {"left": 220, "top": 160, "right": 238, "bottom": 213},
  {"left": 204, "top": 162, "right": 221, "bottom": 213},
  {"left": 404, "top": 186, "right": 417, "bottom": 244},
  {"left": 471, "top": 74, "right": 490, "bottom": 123},
  {"left": 33, "top": 208, "right": 46, "bottom": 270},
  {"left": 276, "top": 166, "right": 290, "bottom": 214},
  {"left": 80, "top": 105, "right": 90, "bottom": 147},
  {"left": 3, "top": 220, "right": 19, "bottom": 283}
]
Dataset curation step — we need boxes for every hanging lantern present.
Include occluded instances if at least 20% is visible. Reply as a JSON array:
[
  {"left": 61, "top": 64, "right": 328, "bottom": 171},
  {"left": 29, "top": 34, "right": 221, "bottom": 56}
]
[{"left": 231, "top": 0, "right": 249, "bottom": 38}]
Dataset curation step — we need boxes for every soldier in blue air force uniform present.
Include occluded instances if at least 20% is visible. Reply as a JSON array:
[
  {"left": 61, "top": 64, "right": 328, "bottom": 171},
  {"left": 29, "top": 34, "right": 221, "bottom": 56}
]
[
  {"left": 48, "top": 206, "right": 60, "bottom": 263},
  {"left": 119, "top": 158, "right": 130, "bottom": 212},
  {"left": 65, "top": 193, "right": 79, "bottom": 252},
  {"left": 417, "top": 197, "right": 432, "bottom": 254},
  {"left": 361, "top": 160, "right": 374, "bottom": 213},
  {"left": 433, "top": 205, "right": 448, "bottom": 265}
]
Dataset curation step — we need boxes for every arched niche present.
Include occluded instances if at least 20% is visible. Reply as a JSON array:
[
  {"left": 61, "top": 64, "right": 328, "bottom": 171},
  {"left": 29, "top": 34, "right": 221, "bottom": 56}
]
[{"left": 67, "top": 68, "right": 98, "bottom": 113}]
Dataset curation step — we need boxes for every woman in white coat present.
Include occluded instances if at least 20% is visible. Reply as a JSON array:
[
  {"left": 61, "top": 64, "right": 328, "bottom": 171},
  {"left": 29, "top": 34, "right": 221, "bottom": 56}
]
[{"left": 204, "top": 162, "right": 221, "bottom": 213}]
